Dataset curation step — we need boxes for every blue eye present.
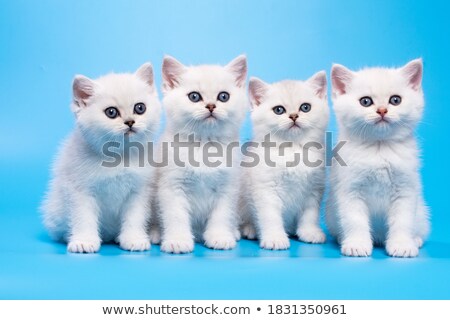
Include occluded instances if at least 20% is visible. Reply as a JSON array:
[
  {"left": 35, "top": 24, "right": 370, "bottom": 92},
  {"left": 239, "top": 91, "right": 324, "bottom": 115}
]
[
  {"left": 105, "top": 107, "right": 119, "bottom": 119},
  {"left": 217, "top": 91, "right": 230, "bottom": 102},
  {"left": 389, "top": 95, "right": 402, "bottom": 106},
  {"left": 300, "top": 103, "right": 311, "bottom": 113},
  {"left": 188, "top": 92, "right": 202, "bottom": 102},
  {"left": 134, "top": 102, "right": 146, "bottom": 115},
  {"left": 273, "top": 105, "right": 286, "bottom": 115},
  {"left": 360, "top": 96, "right": 373, "bottom": 107}
]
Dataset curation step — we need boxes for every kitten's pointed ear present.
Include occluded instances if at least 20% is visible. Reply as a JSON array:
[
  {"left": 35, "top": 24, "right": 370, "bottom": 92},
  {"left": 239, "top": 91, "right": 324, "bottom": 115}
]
[
  {"left": 135, "top": 62, "right": 154, "bottom": 89},
  {"left": 73, "top": 75, "right": 96, "bottom": 106},
  {"left": 162, "top": 55, "right": 186, "bottom": 92},
  {"left": 226, "top": 55, "right": 247, "bottom": 88},
  {"left": 248, "top": 77, "right": 269, "bottom": 107},
  {"left": 401, "top": 58, "right": 423, "bottom": 91},
  {"left": 331, "top": 64, "right": 353, "bottom": 96},
  {"left": 308, "top": 71, "right": 327, "bottom": 99}
]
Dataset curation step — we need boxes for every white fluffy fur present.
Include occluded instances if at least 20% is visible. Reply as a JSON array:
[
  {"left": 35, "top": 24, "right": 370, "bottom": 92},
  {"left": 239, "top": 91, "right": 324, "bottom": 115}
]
[
  {"left": 157, "top": 55, "right": 248, "bottom": 253},
  {"left": 326, "top": 59, "right": 430, "bottom": 257},
  {"left": 41, "top": 64, "right": 161, "bottom": 253},
  {"left": 240, "top": 73, "right": 329, "bottom": 250}
]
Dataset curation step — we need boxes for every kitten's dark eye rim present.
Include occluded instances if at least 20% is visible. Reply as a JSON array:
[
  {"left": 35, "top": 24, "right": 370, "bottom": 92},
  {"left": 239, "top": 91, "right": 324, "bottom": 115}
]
[
  {"left": 105, "top": 107, "right": 120, "bottom": 119},
  {"left": 134, "top": 102, "right": 146, "bottom": 115},
  {"left": 299, "top": 103, "right": 311, "bottom": 113},
  {"left": 389, "top": 95, "right": 402, "bottom": 106},
  {"left": 217, "top": 91, "right": 230, "bottom": 102},
  {"left": 188, "top": 91, "right": 202, "bottom": 103},
  {"left": 359, "top": 96, "right": 374, "bottom": 107},
  {"left": 272, "top": 105, "right": 286, "bottom": 115}
]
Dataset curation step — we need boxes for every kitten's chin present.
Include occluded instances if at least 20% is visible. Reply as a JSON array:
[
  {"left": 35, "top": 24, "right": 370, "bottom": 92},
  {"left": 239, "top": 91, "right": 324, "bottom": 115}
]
[
  {"left": 351, "top": 120, "right": 412, "bottom": 141},
  {"left": 286, "top": 124, "right": 302, "bottom": 133},
  {"left": 276, "top": 126, "right": 304, "bottom": 141}
]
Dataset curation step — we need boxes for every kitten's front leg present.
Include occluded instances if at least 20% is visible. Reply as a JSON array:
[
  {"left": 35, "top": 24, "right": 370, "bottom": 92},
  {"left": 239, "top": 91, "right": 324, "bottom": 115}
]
[
  {"left": 296, "top": 192, "right": 326, "bottom": 244},
  {"left": 203, "top": 190, "right": 238, "bottom": 250},
  {"left": 254, "top": 194, "right": 290, "bottom": 250},
  {"left": 117, "top": 190, "right": 151, "bottom": 252},
  {"left": 338, "top": 197, "right": 373, "bottom": 257},
  {"left": 385, "top": 194, "right": 419, "bottom": 258},
  {"left": 159, "top": 185, "right": 194, "bottom": 254},
  {"left": 68, "top": 191, "right": 101, "bottom": 253}
]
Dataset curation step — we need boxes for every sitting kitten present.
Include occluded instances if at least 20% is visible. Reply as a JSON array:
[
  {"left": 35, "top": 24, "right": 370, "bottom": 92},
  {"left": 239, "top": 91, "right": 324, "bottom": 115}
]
[
  {"left": 157, "top": 55, "right": 248, "bottom": 253},
  {"left": 326, "top": 59, "right": 430, "bottom": 257},
  {"left": 41, "top": 64, "right": 161, "bottom": 253},
  {"left": 240, "top": 73, "right": 329, "bottom": 249}
]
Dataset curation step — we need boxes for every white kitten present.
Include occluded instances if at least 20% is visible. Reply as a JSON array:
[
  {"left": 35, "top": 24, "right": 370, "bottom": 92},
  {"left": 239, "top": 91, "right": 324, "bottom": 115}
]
[
  {"left": 41, "top": 64, "right": 161, "bottom": 253},
  {"left": 157, "top": 55, "right": 248, "bottom": 253},
  {"left": 326, "top": 59, "right": 430, "bottom": 258},
  {"left": 240, "top": 73, "right": 329, "bottom": 249}
]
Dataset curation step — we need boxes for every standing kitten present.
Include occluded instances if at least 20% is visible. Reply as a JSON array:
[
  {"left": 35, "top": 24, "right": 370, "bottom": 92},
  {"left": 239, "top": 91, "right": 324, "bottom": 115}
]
[
  {"left": 326, "top": 59, "right": 430, "bottom": 257},
  {"left": 240, "top": 73, "right": 329, "bottom": 249},
  {"left": 157, "top": 55, "right": 248, "bottom": 253},
  {"left": 41, "top": 64, "right": 161, "bottom": 253}
]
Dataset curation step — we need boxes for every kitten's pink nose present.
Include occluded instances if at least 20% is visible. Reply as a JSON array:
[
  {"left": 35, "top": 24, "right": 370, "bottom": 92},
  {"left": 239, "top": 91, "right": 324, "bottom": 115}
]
[
  {"left": 124, "top": 120, "right": 135, "bottom": 127},
  {"left": 289, "top": 113, "right": 299, "bottom": 122},
  {"left": 376, "top": 108, "right": 388, "bottom": 117},
  {"left": 206, "top": 104, "right": 216, "bottom": 113}
]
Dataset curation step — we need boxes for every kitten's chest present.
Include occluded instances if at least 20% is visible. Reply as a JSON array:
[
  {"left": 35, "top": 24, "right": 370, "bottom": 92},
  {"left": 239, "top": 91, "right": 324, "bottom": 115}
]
[
  {"left": 182, "top": 167, "right": 229, "bottom": 193},
  {"left": 272, "top": 165, "right": 319, "bottom": 207},
  {"left": 91, "top": 171, "right": 141, "bottom": 210},
  {"left": 268, "top": 145, "right": 324, "bottom": 168},
  {"left": 350, "top": 146, "right": 409, "bottom": 202},
  {"left": 173, "top": 140, "right": 233, "bottom": 168}
]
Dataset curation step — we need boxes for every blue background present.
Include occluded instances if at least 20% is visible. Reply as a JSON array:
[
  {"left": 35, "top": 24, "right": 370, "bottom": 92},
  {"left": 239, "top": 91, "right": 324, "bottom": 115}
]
[{"left": 1, "top": 0, "right": 449, "bottom": 299}]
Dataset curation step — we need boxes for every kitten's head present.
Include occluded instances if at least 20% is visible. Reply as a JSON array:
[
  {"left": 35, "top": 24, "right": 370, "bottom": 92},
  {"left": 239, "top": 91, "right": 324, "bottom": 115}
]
[
  {"left": 161, "top": 55, "right": 248, "bottom": 139},
  {"left": 331, "top": 59, "right": 423, "bottom": 141},
  {"left": 249, "top": 72, "right": 329, "bottom": 142},
  {"left": 71, "top": 63, "right": 161, "bottom": 149}
]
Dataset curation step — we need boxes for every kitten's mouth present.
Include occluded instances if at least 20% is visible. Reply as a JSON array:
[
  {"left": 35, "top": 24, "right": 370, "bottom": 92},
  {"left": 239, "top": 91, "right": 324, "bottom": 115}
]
[
  {"left": 205, "top": 114, "right": 218, "bottom": 121},
  {"left": 124, "top": 128, "right": 136, "bottom": 135},
  {"left": 375, "top": 118, "right": 389, "bottom": 125},
  {"left": 289, "top": 123, "right": 301, "bottom": 129}
]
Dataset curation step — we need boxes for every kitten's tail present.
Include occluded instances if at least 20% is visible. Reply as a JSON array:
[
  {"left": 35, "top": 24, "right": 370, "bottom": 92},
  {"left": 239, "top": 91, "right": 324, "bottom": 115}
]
[{"left": 40, "top": 184, "right": 69, "bottom": 242}]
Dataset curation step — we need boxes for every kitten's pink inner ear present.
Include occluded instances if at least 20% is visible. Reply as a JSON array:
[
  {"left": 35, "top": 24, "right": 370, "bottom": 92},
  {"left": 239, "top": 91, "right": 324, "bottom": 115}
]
[
  {"left": 226, "top": 55, "right": 247, "bottom": 88},
  {"left": 248, "top": 77, "right": 268, "bottom": 107},
  {"left": 162, "top": 56, "right": 186, "bottom": 91},
  {"left": 136, "top": 62, "right": 154, "bottom": 88},
  {"left": 308, "top": 71, "right": 327, "bottom": 98},
  {"left": 331, "top": 64, "right": 353, "bottom": 95},
  {"left": 73, "top": 75, "right": 95, "bottom": 104},
  {"left": 402, "top": 59, "right": 423, "bottom": 91}
]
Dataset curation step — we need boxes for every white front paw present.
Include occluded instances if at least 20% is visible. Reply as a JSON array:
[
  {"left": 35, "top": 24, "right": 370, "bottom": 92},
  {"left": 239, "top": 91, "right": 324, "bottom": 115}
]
[
  {"left": 414, "top": 237, "right": 424, "bottom": 248},
  {"left": 241, "top": 223, "right": 257, "bottom": 240},
  {"left": 260, "top": 233, "right": 290, "bottom": 250},
  {"left": 234, "top": 228, "right": 241, "bottom": 241},
  {"left": 118, "top": 234, "right": 150, "bottom": 252},
  {"left": 149, "top": 227, "right": 161, "bottom": 245},
  {"left": 68, "top": 238, "right": 101, "bottom": 253},
  {"left": 161, "top": 236, "right": 194, "bottom": 254},
  {"left": 203, "top": 230, "right": 236, "bottom": 250},
  {"left": 341, "top": 239, "right": 373, "bottom": 257},
  {"left": 297, "top": 226, "right": 326, "bottom": 244},
  {"left": 386, "top": 239, "right": 419, "bottom": 258}
]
